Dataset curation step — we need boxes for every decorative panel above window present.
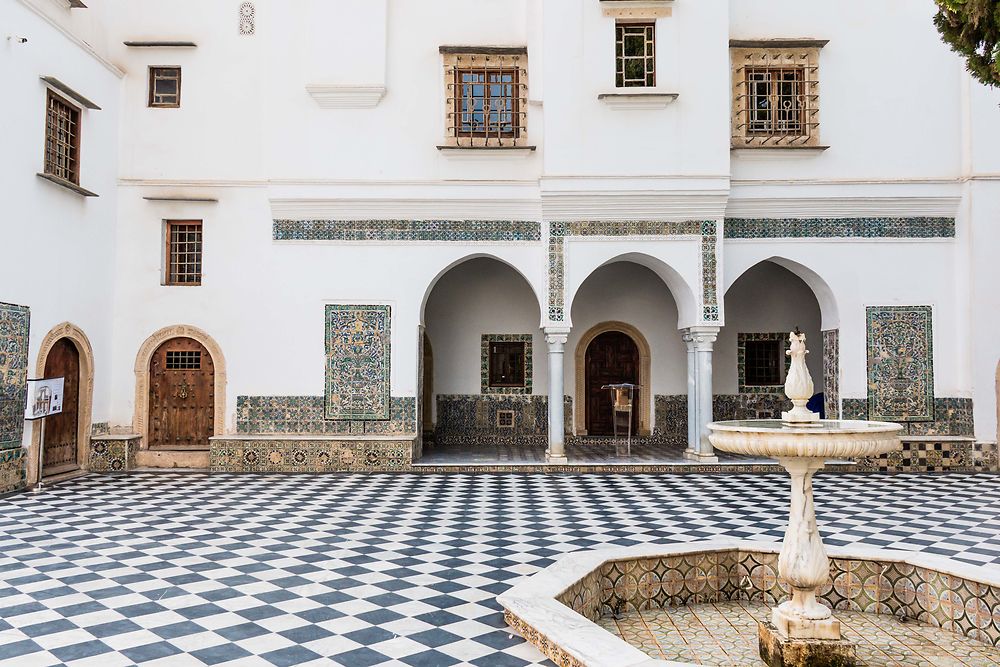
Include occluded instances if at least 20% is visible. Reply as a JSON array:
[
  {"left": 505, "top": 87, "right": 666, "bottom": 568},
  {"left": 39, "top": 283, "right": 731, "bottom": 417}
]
[
  {"left": 730, "top": 40, "right": 827, "bottom": 148},
  {"left": 616, "top": 22, "right": 655, "bottom": 87},
  {"left": 440, "top": 47, "right": 528, "bottom": 148},
  {"left": 149, "top": 67, "right": 181, "bottom": 108}
]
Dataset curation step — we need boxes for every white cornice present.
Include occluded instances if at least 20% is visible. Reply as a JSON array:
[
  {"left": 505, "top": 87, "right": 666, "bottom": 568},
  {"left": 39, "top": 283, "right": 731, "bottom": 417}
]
[
  {"left": 725, "top": 196, "right": 962, "bottom": 219},
  {"left": 541, "top": 192, "right": 730, "bottom": 221},
  {"left": 269, "top": 198, "right": 542, "bottom": 221},
  {"left": 305, "top": 84, "right": 386, "bottom": 109},
  {"left": 18, "top": 0, "right": 125, "bottom": 78}
]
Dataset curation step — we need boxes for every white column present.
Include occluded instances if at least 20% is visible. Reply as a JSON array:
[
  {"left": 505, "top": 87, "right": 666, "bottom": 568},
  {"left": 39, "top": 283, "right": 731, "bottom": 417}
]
[
  {"left": 683, "top": 327, "right": 719, "bottom": 462},
  {"left": 544, "top": 330, "right": 569, "bottom": 464}
]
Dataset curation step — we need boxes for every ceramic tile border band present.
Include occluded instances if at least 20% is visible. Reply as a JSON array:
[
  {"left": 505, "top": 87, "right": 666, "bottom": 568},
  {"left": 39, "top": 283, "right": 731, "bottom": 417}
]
[
  {"left": 273, "top": 219, "right": 542, "bottom": 242},
  {"left": 724, "top": 217, "right": 956, "bottom": 239},
  {"left": 548, "top": 220, "right": 718, "bottom": 324},
  {"left": 499, "top": 540, "right": 1000, "bottom": 667}
]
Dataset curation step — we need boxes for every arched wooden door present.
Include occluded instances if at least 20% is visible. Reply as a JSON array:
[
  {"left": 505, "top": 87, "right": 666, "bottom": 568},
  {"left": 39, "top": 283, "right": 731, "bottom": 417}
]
[
  {"left": 585, "top": 331, "right": 640, "bottom": 436},
  {"left": 149, "top": 337, "right": 215, "bottom": 449},
  {"left": 42, "top": 338, "right": 80, "bottom": 476}
]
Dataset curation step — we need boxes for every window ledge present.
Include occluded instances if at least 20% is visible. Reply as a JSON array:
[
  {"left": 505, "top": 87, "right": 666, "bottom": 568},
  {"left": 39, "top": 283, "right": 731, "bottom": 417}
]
[
  {"left": 436, "top": 145, "right": 537, "bottom": 160},
  {"left": 305, "top": 84, "right": 386, "bottom": 109},
  {"left": 731, "top": 146, "right": 829, "bottom": 160},
  {"left": 598, "top": 91, "right": 678, "bottom": 109},
  {"left": 36, "top": 173, "right": 98, "bottom": 197}
]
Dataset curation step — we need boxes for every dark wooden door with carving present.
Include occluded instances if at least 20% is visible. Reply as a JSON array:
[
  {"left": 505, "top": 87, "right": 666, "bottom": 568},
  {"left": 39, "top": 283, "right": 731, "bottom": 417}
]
[
  {"left": 149, "top": 337, "right": 214, "bottom": 449},
  {"left": 585, "top": 331, "right": 639, "bottom": 436},
  {"left": 42, "top": 338, "right": 80, "bottom": 475}
]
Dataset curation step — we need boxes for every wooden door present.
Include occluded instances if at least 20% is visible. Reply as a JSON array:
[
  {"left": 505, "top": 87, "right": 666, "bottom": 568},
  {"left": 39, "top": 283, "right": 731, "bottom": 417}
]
[
  {"left": 42, "top": 338, "right": 80, "bottom": 475},
  {"left": 149, "top": 337, "right": 214, "bottom": 449},
  {"left": 585, "top": 331, "right": 640, "bottom": 436}
]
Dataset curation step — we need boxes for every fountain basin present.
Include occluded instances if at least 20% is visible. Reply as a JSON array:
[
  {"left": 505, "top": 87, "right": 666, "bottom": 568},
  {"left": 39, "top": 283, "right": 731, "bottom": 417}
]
[
  {"left": 498, "top": 541, "right": 1000, "bottom": 667},
  {"left": 707, "top": 419, "right": 903, "bottom": 460}
]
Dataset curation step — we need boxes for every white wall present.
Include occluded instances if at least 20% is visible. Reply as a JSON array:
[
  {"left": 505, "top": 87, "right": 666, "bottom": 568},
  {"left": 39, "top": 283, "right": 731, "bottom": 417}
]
[
  {"left": 424, "top": 258, "right": 543, "bottom": 402},
  {"left": 1, "top": 0, "right": 121, "bottom": 438},
  {"left": 717, "top": 261, "right": 822, "bottom": 394}
]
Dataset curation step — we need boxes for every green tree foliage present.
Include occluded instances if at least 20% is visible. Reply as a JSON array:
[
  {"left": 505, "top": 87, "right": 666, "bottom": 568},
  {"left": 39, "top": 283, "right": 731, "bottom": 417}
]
[{"left": 934, "top": 0, "right": 1000, "bottom": 87}]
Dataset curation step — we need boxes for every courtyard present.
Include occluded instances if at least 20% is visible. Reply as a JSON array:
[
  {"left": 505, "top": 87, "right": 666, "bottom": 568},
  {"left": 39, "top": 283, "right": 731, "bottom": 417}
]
[{"left": 0, "top": 472, "right": 996, "bottom": 666}]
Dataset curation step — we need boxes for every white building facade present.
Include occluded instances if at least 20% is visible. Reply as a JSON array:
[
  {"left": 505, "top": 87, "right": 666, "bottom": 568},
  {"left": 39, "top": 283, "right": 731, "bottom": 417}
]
[{"left": 3, "top": 0, "right": 999, "bottom": 484}]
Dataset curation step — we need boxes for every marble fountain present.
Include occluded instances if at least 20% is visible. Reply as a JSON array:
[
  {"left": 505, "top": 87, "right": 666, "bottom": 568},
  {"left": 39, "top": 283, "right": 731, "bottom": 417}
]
[{"left": 499, "top": 332, "right": 1000, "bottom": 667}]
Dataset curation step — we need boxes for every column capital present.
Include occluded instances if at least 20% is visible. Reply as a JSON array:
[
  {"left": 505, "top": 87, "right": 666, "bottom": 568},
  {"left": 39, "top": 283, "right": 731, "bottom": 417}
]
[
  {"left": 543, "top": 327, "right": 570, "bottom": 347},
  {"left": 682, "top": 326, "right": 719, "bottom": 350}
]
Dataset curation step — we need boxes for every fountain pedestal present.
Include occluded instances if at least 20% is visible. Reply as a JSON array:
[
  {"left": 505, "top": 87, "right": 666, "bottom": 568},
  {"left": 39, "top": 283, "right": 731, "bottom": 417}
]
[{"left": 708, "top": 328, "right": 902, "bottom": 667}]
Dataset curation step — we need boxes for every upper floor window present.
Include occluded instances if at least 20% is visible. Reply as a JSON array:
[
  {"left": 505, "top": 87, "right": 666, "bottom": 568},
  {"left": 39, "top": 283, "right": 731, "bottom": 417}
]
[
  {"left": 440, "top": 47, "right": 528, "bottom": 148},
  {"left": 730, "top": 40, "right": 826, "bottom": 148},
  {"left": 165, "top": 220, "right": 202, "bottom": 286},
  {"left": 616, "top": 22, "right": 655, "bottom": 87},
  {"left": 149, "top": 67, "right": 181, "bottom": 108},
  {"left": 43, "top": 91, "right": 81, "bottom": 185}
]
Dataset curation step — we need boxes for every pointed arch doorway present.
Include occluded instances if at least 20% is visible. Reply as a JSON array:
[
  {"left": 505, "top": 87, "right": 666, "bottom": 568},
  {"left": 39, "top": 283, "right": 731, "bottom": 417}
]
[{"left": 574, "top": 321, "right": 652, "bottom": 436}]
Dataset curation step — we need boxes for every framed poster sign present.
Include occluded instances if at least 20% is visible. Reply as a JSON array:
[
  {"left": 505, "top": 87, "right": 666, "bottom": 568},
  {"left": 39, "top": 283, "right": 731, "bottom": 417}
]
[{"left": 24, "top": 377, "right": 64, "bottom": 420}]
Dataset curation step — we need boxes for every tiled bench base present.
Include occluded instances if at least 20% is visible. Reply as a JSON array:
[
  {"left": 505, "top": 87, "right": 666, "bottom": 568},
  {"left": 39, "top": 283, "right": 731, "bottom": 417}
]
[
  {"left": 209, "top": 435, "right": 417, "bottom": 472},
  {"left": 0, "top": 448, "right": 27, "bottom": 494},
  {"left": 89, "top": 435, "right": 140, "bottom": 473}
]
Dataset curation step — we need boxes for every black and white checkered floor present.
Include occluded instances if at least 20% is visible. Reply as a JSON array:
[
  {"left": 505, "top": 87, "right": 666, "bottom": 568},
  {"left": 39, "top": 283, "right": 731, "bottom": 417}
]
[{"left": 0, "top": 472, "right": 998, "bottom": 666}]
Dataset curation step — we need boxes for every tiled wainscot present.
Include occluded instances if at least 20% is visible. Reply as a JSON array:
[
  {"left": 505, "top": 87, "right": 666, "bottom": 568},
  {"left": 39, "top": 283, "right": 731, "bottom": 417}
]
[
  {"left": 434, "top": 395, "right": 571, "bottom": 446},
  {"left": 210, "top": 436, "right": 417, "bottom": 473}
]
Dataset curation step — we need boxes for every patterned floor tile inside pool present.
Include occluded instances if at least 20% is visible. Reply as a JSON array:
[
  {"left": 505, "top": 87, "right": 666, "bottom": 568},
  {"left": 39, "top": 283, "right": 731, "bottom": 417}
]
[{"left": 596, "top": 601, "right": 1000, "bottom": 666}]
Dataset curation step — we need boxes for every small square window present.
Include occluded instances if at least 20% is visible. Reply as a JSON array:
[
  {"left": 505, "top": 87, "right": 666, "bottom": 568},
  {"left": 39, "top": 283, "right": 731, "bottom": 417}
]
[
  {"left": 165, "top": 220, "right": 202, "bottom": 286},
  {"left": 441, "top": 49, "right": 528, "bottom": 148},
  {"left": 488, "top": 341, "right": 526, "bottom": 388},
  {"left": 744, "top": 340, "right": 783, "bottom": 386},
  {"left": 165, "top": 350, "right": 201, "bottom": 370},
  {"left": 745, "top": 67, "right": 805, "bottom": 136},
  {"left": 616, "top": 22, "right": 655, "bottom": 87},
  {"left": 496, "top": 410, "right": 515, "bottom": 428},
  {"left": 149, "top": 67, "right": 181, "bottom": 108}
]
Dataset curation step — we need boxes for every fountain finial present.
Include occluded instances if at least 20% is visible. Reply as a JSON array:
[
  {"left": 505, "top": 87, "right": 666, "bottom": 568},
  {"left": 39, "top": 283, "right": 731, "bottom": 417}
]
[{"left": 781, "top": 330, "right": 819, "bottom": 424}]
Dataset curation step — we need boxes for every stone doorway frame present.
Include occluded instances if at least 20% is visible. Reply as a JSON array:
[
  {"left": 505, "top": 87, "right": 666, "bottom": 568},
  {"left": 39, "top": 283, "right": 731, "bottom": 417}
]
[
  {"left": 134, "top": 325, "right": 227, "bottom": 450},
  {"left": 29, "top": 323, "right": 94, "bottom": 484},
  {"left": 574, "top": 321, "right": 652, "bottom": 436}
]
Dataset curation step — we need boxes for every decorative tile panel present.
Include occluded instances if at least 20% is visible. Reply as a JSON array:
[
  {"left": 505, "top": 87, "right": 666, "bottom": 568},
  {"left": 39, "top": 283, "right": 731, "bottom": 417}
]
[
  {"left": 823, "top": 329, "right": 840, "bottom": 419},
  {"left": 737, "top": 332, "right": 790, "bottom": 394},
  {"left": 867, "top": 306, "right": 934, "bottom": 422},
  {"left": 0, "top": 447, "right": 26, "bottom": 495},
  {"left": 724, "top": 217, "right": 956, "bottom": 239},
  {"left": 89, "top": 436, "right": 139, "bottom": 473},
  {"left": 480, "top": 334, "right": 533, "bottom": 394},
  {"left": 325, "top": 305, "right": 390, "bottom": 420},
  {"left": 274, "top": 219, "right": 540, "bottom": 242},
  {"left": 210, "top": 437, "right": 414, "bottom": 473},
  {"left": 0, "top": 303, "right": 30, "bottom": 451},
  {"left": 547, "top": 220, "right": 719, "bottom": 323},
  {"left": 237, "top": 396, "right": 415, "bottom": 435}
]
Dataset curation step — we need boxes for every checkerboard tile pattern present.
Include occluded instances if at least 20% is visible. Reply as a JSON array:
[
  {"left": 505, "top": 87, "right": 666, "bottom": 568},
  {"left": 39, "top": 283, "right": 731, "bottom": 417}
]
[{"left": 0, "top": 472, "right": 998, "bottom": 666}]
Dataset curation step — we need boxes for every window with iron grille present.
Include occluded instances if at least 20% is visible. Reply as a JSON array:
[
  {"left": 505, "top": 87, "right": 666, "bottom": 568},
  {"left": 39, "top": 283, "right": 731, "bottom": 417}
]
[
  {"left": 165, "top": 220, "right": 202, "bottom": 286},
  {"left": 489, "top": 341, "right": 526, "bottom": 388},
  {"left": 43, "top": 91, "right": 81, "bottom": 184},
  {"left": 441, "top": 48, "right": 528, "bottom": 147},
  {"left": 165, "top": 350, "right": 201, "bottom": 370},
  {"left": 744, "top": 340, "right": 783, "bottom": 386},
  {"left": 616, "top": 22, "right": 655, "bottom": 87},
  {"left": 149, "top": 67, "right": 181, "bottom": 108},
  {"left": 730, "top": 41, "right": 824, "bottom": 148}
]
